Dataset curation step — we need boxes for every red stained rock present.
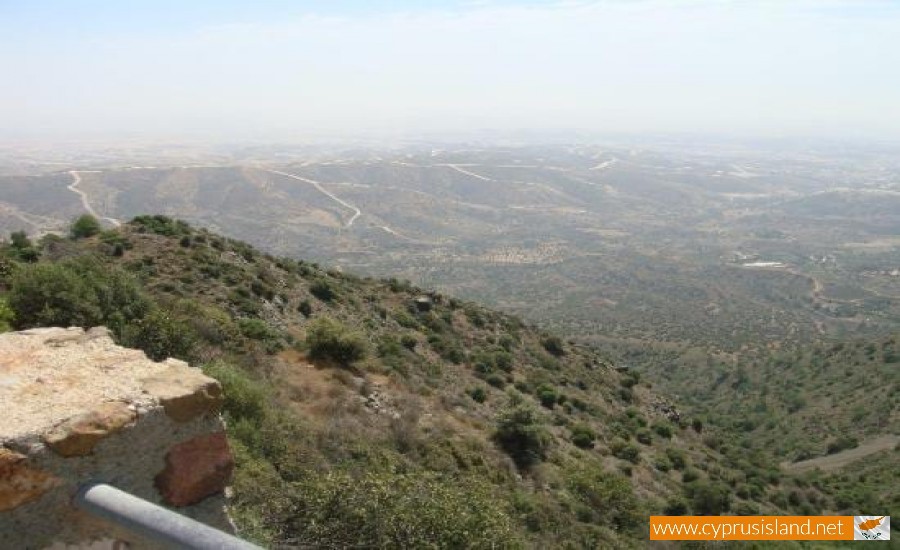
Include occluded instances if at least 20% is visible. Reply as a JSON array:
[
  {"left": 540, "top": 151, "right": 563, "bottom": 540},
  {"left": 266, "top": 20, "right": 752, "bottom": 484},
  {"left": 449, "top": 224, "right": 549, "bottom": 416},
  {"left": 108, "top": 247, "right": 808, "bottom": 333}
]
[
  {"left": 0, "top": 448, "right": 60, "bottom": 511},
  {"left": 154, "top": 432, "right": 233, "bottom": 507}
]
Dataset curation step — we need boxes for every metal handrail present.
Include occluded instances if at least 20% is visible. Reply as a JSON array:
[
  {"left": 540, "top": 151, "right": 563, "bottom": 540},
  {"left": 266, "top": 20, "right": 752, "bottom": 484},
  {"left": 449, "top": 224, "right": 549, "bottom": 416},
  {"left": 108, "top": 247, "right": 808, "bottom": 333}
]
[{"left": 75, "top": 482, "right": 263, "bottom": 550}]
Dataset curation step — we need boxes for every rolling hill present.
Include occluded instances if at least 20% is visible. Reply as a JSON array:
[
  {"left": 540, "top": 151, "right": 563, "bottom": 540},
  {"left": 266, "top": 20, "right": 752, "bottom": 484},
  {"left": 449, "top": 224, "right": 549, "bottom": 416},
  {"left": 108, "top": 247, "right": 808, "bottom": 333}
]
[{"left": 0, "top": 215, "right": 860, "bottom": 547}]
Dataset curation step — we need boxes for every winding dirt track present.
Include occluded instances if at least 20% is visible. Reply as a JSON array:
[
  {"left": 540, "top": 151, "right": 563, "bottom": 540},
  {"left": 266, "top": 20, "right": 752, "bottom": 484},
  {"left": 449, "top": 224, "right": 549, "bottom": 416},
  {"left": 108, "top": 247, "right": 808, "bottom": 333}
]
[
  {"left": 267, "top": 169, "right": 361, "bottom": 227},
  {"left": 67, "top": 171, "right": 122, "bottom": 227},
  {"left": 783, "top": 435, "right": 899, "bottom": 474},
  {"left": 438, "top": 163, "right": 494, "bottom": 181}
]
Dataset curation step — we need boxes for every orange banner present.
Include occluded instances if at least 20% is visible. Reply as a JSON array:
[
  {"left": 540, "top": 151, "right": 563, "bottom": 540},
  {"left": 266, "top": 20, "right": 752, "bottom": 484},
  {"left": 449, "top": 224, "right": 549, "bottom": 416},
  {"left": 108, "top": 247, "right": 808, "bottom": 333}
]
[{"left": 650, "top": 516, "right": 855, "bottom": 541}]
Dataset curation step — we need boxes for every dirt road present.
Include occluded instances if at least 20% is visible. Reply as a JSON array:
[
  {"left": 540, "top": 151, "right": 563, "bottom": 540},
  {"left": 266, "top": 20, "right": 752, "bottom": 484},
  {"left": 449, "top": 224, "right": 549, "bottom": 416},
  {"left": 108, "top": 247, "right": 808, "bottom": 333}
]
[
  {"left": 67, "top": 171, "right": 122, "bottom": 227},
  {"left": 783, "top": 435, "right": 899, "bottom": 474}
]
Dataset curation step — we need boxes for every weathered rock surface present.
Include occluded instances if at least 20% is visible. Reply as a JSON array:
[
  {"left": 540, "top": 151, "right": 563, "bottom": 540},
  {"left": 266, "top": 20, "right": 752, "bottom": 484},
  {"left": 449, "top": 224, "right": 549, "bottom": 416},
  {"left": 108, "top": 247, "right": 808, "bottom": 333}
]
[
  {"left": 1, "top": 327, "right": 182, "bottom": 442},
  {"left": 0, "top": 448, "right": 60, "bottom": 511},
  {"left": 155, "top": 432, "right": 234, "bottom": 507},
  {"left": 0, "top": 327, "right": 235, "bottom": 549},
  {"left": 43, "top": 402, "right": 136, "bottom": 457},
  {"left": 141, "top": 365, "right": 224, "bottom": 423}
]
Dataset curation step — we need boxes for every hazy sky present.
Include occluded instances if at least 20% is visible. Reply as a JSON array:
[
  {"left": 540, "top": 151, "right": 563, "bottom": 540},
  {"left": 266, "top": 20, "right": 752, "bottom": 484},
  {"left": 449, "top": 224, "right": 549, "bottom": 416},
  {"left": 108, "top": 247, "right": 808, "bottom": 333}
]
[{"left": 2, "top": 0, "right": 899, "bottom": 141}]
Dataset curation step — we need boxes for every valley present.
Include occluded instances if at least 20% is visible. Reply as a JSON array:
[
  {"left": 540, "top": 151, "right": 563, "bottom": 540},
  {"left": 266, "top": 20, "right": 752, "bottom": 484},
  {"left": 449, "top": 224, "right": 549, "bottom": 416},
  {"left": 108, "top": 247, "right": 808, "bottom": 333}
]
[
  {"left": 2, "top": 141, "right": 899, "bottom": 354},
  {"left": 0, "top": 139, "right": 897, "bottom": 530}
]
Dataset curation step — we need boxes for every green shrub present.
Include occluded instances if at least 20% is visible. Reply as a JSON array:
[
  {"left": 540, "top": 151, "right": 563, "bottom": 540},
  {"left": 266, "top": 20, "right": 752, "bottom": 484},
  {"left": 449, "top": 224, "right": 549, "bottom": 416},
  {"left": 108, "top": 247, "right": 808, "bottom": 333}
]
[
  {"left": 306, "top": 317, "right": 368, "bottom": 367},
  {"left": 494, "top": 402, "right": 552, "bottom": 469},
  {"left": 570, "top": 397, "right": 590, "bottom": 412},
  {"left": 394, "top": 310, "right": 419, "bottom": 329},
  {"left": 620, "top": 373, "right": 639, "bottom": 389},
  {"left": 298, "top": 300, "right": 313, "bottom": 317},
  {"left": 250, "top": 280, "right": 274, "bottom": 300},
  {"left": 541, "top": 336, "right": 566, "bottom": 357},
  {"left": 428, "top": 334, "right": 465, "bottom": 364},
  {"left": 283, "top": 471, "right": 516, "bottom": 548},
  {"left": 422, "top": 311, "right": 450, "bottom": 333},
  {"left": 377, "top": 336, "right": 403, "bottom": 358},
  {"left": 685, "top": 480, "right": 732, "bottom": 515},
  {"left": 386, "top": 277, "right": 413, "bottom": 293},
  {"left": 536, "top": 384, "right": 559, "bottom": 408},
  {"left": 664, "top": 498, "right": 689, "bottom": 515},
  {"left": 653, "top": 455, "right": 673, "bottom": 472},
  {"left": 652, "top": 423, "right": 674, "bottom": 439},
  {"left": 472, "top": 351, "right": 496, "bottom": 376},
  {"left": 238, "top": 318, "right": 279, "bottom": 341},
  {"left": 171, "top": 299, "right": 240, "bottom": 348},
  {"left": 121, "top": 308, "right": 196, "bottom": 361},
  {"left": 636, "top": 430, "right": 653, "bottom": 445},
  {"left": 9, "top": 230, "right": 31, "bottom": 250},
  {"left": 465, "top": 307, "right": 486, "bottom": 328},
  {"left": 493, "top": 351, "right": 514, "bottom": 372},
  {"left": 469, "top": 387, "right": 488, "bottom": 403},
  {"left": 310, "top": 279, "right": 337, "bottom": 302},
  {"left": 400, "top": 334, "right": 417, "bottom": 350},
  {"left": 485, "top": 373, "right": 506, "bottom": 388},
  {"left": 229, "top": 289, "right": 262, "bottom": 316},
  {"left": 733, "top": 502, "right": 761, "bottom": 515},
  {"left": 203, "top": 361, "right": 268, "bottom": 425},
  {"left": 565, "top": 464, "right": 641, "bottom": 531},
  {"left": 665, "top": 448, "right": 687, "bottom": 470},
  {"left": 70, "top": 214, "right": 102, "bottom": 239},
  {"left": 570, "top": 424, "right": 597, "bottom": 449},
  {"left": 7, "top": 257, "right": 150, "bottom": 335},
  {"left": 611, "top": 441, "right": 641, "bottom": 464},
  {"left": 0, "top": 298, "right": 13, "bottom": 332},
  {"left": 682, "top": 468, "right": 700, "bottom": 483},
  {"left": 131, "top": 215, "right": 191, "bottom": 236},
  {"left": 8, "top": 231, "right": 39, "bottom": 262},
  {"left": 826, "top": 436, "right": 858, "bottom": 455}
]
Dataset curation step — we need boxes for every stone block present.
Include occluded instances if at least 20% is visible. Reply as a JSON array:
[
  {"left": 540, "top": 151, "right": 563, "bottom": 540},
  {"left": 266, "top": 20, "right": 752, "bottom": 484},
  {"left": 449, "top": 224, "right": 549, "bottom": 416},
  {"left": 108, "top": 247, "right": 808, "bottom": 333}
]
[
  {"left": 0, "top": 327, "right": 235, "bottom": 548},
  {"left": 155, "top": 432, "right": 234, "bottom": 507},
  {"left": 141, "top": 364, "right": 224, "bottom": 423},
  {"left": 44, "top": 402, "right": 136, "bottom": 457}
]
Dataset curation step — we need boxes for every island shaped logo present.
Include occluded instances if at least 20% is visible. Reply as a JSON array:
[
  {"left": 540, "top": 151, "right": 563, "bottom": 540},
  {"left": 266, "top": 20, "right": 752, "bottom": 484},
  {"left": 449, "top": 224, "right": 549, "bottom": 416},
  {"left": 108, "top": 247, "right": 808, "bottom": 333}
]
[{"left": 855, "top": 516, "right": 890, "bottom": 541}]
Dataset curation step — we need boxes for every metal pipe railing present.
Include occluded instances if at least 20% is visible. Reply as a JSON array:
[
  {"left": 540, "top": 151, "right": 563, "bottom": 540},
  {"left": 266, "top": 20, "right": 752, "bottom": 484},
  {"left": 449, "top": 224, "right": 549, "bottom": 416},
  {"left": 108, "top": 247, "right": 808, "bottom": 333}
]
[{"left": 75, "top": 482, "right": 263, "bottom": 550}]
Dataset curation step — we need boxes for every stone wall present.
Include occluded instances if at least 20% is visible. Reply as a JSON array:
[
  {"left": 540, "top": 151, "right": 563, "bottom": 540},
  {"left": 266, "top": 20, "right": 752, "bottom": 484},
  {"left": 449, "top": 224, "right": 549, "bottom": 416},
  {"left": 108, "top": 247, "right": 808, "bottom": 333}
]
[{"left": 0, "top": 327, "right": 235, "bottom": 549}]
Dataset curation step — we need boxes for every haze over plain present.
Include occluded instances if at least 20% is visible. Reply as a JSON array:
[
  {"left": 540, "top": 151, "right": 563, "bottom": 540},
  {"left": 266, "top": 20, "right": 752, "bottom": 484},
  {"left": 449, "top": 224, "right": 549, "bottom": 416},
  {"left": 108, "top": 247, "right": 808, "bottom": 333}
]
[{"left": 2, "top": 0, "right": 899, "bottom": 142}]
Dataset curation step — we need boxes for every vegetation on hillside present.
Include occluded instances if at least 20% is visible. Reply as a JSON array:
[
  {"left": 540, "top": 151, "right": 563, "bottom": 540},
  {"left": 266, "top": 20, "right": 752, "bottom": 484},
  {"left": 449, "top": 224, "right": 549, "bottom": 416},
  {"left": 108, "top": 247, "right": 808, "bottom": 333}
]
[
  {"left": 0, "top": 214, "right": 882, "bottom": 547},
  {"left": 601, "top": 333, "right": 900, "bottom": 516}
]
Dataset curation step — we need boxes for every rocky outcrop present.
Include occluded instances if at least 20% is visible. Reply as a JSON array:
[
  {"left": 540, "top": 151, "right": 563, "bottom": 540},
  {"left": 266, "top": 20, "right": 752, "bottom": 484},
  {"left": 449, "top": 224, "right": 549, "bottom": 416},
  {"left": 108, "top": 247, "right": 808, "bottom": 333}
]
[
  {"left": 0, "top": 327, "right": 234, "bottom": 549},
  {"left": 651, "top": 399, "right": 682, "bottom": 423}
]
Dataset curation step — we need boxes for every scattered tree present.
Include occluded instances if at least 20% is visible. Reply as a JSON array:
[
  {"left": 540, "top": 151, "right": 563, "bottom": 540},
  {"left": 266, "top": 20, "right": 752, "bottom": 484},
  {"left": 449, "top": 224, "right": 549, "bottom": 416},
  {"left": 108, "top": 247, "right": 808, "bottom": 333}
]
[
  {"left": 306, "top": 317, "right": 368, "bottom": 366},
  {"left": 70, "top": 214, "right": 102, "bottom": 239},
  {"left": 541, "top": 335, "right": 566, "bottom": 357},
  {"left": 494, "top": 402, "right": 552, "bottom": 468}
]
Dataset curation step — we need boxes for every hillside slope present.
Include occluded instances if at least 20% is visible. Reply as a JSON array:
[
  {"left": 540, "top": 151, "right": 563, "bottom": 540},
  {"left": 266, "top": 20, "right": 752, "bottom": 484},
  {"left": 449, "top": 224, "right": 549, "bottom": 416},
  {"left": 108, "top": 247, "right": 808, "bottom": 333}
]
[
  {"left": 599, "top": 332, "right": 900, "bottom": 518},
  {"left": 0, "top": 216, "right": 855, "bottom": 547}
]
